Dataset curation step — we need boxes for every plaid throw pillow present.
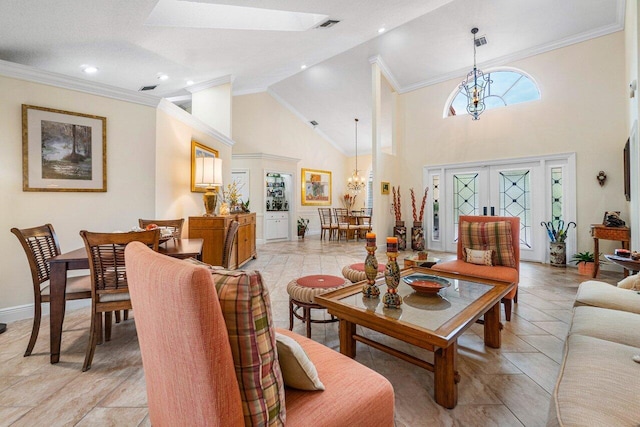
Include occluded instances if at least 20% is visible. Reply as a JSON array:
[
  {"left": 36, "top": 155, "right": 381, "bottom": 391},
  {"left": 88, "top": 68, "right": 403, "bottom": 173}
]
[
  {"left": 212, "top": 269, "right": 286, "bottom": 426},
  {"left": 460, "top": 221, "right": 516, "bottom": 268}
]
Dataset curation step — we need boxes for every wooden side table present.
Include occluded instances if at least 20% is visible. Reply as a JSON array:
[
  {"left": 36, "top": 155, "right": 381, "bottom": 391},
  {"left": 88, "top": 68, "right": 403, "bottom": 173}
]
[
  {"left": 590, "top": 225, "right": 630, "bottom": 278},
  {"left": 604, "top": 254, "right": 640, "bottom": 275}
]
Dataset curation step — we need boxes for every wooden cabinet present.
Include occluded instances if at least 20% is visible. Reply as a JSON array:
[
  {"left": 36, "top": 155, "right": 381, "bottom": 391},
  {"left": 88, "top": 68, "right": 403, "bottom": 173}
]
[
  {"left": 189, "top": 213, "right": 256, "bottom": 269},
  {"left": 265, "top": 212, "right": 289, "bottom": 240}
]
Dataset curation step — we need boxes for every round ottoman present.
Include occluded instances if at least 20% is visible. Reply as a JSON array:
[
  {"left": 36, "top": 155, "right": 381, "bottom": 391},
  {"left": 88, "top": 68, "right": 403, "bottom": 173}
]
[
  {"left": 341, "top": 262, "right": 386, "bottom": 283},
  {"left": 287, "top": 275, "right": 350, "bottom": 338}
]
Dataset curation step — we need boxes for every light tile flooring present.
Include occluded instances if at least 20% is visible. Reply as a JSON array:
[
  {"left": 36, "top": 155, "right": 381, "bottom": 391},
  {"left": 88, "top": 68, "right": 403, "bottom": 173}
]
[{"left": 0, "top": 239, "right": 620, "bottom": 426}]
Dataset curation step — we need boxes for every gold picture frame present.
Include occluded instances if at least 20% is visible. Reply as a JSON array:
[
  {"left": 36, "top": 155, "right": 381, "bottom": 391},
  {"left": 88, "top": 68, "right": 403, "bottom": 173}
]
[
  {"left": 22, "top": 104, "right": 107, "bottom": 192},
  {"left": 381, "top": 181, "right": 390, "bottom": 195},
  {"left": 301, "top": 168, "right": 332, "bottom": 206},
  {"left": 191, "top": 140, "right": 219, "bottom": 193}
]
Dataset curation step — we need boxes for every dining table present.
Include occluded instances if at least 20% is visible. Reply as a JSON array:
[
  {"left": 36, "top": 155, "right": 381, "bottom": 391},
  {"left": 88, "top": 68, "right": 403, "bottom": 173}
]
[{"left": 46, "top": 238, "right": 203, "bottom": 364}]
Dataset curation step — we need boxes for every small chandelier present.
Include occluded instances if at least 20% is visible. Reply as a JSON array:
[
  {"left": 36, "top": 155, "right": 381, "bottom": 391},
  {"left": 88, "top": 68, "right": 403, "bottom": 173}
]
[
  {"left": 347, "top": 118, "right": 365, "bottom": 194},
  {"left": 460, "top": 27, "right": 491, "bottom": 120}
]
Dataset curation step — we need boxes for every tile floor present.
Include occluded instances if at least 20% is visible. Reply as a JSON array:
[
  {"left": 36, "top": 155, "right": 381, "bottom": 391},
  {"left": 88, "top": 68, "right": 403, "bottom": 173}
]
[{"left": 0, "top": 238, "right": 620, "bottom": 426}]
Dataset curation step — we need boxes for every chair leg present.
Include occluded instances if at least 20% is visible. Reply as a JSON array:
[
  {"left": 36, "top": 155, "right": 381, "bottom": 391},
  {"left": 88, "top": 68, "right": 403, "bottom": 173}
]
[
  {"left": 123, "top": 310, "right": 129, "bottom": 321},
  {"left": 24, "top": 301, "right": 41, "bottom": 357},
  {"left": 114, "top": 310, "right": 121, "bottom": 323},
  {"left": 513, "top": 288, "right": 518, "bottom": 304},
  {"left": 304, "top": 307, "right": 311, "bottom": 338},
  {"left": 289, "top": 300, "right": 294, "bottom": 331},
  {"left": 83, "top": 311, "right": 99, "bottom": 372},
  {"left": 105, "top": 312, "right": 112, "bottom": 342},
  {"left": 503, "top": 298, "right": 512, "bottom": 322}
]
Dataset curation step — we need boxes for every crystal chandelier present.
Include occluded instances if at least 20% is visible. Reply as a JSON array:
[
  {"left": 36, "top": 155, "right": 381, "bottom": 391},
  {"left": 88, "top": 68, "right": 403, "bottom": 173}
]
[
  {"left": 460, "top": 28, "right": 491, "bottom": 120},
  {"left": 347, "top": 118, "right": 365, "bottom": 194}
]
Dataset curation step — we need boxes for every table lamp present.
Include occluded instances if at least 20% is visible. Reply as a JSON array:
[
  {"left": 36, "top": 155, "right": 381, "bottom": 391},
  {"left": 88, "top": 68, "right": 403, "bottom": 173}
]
[{"left": 195, "top": 156, "right": 223, "bottom": 216}]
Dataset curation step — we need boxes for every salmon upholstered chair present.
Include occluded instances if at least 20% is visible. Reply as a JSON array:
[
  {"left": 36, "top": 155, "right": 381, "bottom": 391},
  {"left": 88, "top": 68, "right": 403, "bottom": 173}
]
[
  {"left": 125, "top": 242, "right": 395, "bottom": 427},
  {"left": 432, "top": 216, "right": 520, "bottom": 321}
]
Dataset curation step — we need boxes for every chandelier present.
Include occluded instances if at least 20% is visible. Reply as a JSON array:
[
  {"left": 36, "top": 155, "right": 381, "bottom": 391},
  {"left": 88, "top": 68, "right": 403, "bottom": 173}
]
[
  {"left": 460, "top": 27, "right": 491, "bottom": 120},
  {"left": 347, "top": 118, "right": 365, "bottom": 194}
]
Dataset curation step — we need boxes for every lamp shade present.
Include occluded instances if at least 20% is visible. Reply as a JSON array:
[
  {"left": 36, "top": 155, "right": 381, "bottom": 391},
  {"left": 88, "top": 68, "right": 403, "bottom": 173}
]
[{"left": 195, "top": 157, "right": 222, "bottom": 187}]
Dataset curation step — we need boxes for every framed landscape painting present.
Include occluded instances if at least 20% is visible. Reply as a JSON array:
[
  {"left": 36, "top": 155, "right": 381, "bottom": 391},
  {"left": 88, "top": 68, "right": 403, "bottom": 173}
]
[
  {"left": 301, "top": 168, "right": 331, "bottom": 206},
  {"left": 22, "top": 104, "right": 107, "bottom": 192}
]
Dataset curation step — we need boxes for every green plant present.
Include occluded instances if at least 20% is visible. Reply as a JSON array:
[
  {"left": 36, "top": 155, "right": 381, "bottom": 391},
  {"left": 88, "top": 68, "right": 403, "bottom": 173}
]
[
  {"left": 297, "top": 217, "right": 309, "bottom": 229},
  {"left": 571, "top": 251, "right": 595, "bottom": 264}
]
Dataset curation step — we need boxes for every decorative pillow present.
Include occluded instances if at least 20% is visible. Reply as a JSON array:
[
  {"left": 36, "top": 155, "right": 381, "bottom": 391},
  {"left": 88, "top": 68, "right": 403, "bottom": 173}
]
[
  {"left": 617, "top": 274, "right": 640, "bottom": 290},
  {"left": 212, "top": 268, "right": 286, "bottom": 426},
  {"left": 464, "top": 248, "right": 493, "bottom": 266},
  {"left": 275, "top": 333, "right": 325, "bottom": 391},
  {"left": 459, "top": 221, "right": 516, "bottom": 268}
]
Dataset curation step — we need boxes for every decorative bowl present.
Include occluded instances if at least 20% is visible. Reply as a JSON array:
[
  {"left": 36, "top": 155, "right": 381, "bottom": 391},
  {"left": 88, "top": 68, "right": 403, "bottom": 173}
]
[{"left": 403, "top": 274, "right": 451, "bottom": 295}]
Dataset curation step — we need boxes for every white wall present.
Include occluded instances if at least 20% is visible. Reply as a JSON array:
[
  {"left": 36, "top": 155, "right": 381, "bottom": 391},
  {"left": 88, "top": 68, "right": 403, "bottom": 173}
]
[
  {"left": 1, "top": 76, "right": 156, "bottom": 311},
  {"left": 396, "top": 32, "right": 628, "bottom": 256}
]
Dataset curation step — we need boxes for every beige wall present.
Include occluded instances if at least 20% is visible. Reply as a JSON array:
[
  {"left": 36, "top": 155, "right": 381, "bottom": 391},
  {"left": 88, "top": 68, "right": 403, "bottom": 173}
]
[
  {"left": 396, "top": 31, "right": 628, "bottom": 255},
  {"left": 1, "top": 76, "right": 156, "bottom": 311},
  {"left": 232, "top": 92, "right": 347, "bottom": 235},
  {"left": 154, "top": 105, "right": 234, "bottom": 233}
]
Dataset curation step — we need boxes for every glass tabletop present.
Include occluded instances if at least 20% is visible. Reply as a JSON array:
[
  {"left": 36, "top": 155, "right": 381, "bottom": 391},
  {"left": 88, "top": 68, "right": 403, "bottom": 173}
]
[{"left": 337, "top": 273, "right": 493, "bottom": 332}]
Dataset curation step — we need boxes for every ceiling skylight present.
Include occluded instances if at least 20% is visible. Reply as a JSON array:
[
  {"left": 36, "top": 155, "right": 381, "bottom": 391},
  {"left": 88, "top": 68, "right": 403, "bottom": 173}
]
[{"left": 146, "top": 0, "right": 329, "bottom": 31}]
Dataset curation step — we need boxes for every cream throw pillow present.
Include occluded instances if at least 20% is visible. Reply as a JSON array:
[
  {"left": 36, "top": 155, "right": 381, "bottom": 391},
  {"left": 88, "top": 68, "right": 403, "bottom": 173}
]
[
  {"left": 617, "top": 274, "right": 640, "bottom": 290},
  {"left": 464, "top": 248, "right": 493, "bottom": 266},
  {"left": 275, "top": 333, "right": 325, "bottom": 391}
]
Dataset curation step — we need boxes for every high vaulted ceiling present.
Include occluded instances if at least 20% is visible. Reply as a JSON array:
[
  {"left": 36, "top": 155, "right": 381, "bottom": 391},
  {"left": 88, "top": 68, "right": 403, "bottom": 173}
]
[{"left": 0, "top": 0, "right": 625, "bottom": 155}]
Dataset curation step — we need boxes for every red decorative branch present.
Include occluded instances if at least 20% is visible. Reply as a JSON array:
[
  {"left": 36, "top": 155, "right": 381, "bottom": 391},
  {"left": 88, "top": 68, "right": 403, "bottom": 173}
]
[
  {"left": 419, "top": 187, "right": 429, "bottom": 222},
  {"left": 410, "top": 188, "right": 417, "bottom": 222}
]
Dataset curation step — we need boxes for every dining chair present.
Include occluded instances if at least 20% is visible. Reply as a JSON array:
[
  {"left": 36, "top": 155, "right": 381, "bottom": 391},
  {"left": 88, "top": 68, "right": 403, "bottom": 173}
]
[
  {"left": 79, "top": 229, "right": 159, "bottom": 371},
  {"left": 358, "top": 208, "right": 373, "bottom": 238},
  {"left": 334, "top": 208, "right": 358, "bottom": 241},
  {"left": 318, "top": 208, "right": 337, "bottom": 240},
  {"left": 138, "top": 218, "right": 184, "bottom": 239},
  {"left": 222, "top": 220, "right": 239, "bottom": 269},
  {"left": 11, "top": 224, "right": 92, "bottom": 357}
]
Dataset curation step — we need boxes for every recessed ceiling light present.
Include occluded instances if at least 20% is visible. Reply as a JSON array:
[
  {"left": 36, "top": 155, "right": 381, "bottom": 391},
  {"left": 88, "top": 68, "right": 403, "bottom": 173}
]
[
  {"left": 158, "top": 74, "right": 169, "bottom": 81},
  {"left": 301, "top": 65, "right": 307, "bottom": 70},
  {"left": 378, "top": 27, "right": 386, "bottom": 34},
  {"left": 82, "top": 66, "right": 98, "bottom": 74},
  {"left": 186, "top": 80, "right": 194, "bottom": 85}
]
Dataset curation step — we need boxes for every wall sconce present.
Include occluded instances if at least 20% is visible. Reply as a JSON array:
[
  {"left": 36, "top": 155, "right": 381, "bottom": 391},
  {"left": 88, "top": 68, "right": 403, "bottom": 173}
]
[{"left": 597, "top": 171, "right": 607, "bottom": 187}]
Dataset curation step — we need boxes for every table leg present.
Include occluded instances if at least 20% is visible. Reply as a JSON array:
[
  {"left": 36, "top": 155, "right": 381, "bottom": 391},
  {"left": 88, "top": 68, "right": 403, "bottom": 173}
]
[
  {"left": 339, "top": 319, "right": 357, "bottom": 358},
  {"left": 484, "top": 302, "right": 502, "bottom": 349},
  {"left": 592, "top": 237, "right": 599, "bottom": 278},
  {"left": 434, "top": 342, "right": 458, "bottom": 409},
  {"left": 49, "top": 262, "right": 68, "bottom": 364}
]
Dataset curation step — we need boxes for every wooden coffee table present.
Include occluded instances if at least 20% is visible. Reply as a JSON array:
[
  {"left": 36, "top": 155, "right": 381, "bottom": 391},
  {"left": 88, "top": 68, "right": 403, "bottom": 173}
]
[{"left": 315, "top": 267, "right": 515, "bottom": 409}]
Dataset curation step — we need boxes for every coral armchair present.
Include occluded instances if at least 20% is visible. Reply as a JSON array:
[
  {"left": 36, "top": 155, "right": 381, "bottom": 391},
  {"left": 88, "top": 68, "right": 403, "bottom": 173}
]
[{"left": 432, "top": 215, "right": 519, "bottom": 321}]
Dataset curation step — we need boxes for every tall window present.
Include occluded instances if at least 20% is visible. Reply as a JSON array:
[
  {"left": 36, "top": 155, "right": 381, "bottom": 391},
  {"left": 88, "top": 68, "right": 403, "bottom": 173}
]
[{"left": 446, "top": 69, "right": 540, "bottom": 117}]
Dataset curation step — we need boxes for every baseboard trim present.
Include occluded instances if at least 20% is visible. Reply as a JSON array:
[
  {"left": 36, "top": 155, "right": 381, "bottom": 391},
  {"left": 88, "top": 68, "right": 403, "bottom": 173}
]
[{"left": 0, "top": 300, "right": 91, "bottom": 324}]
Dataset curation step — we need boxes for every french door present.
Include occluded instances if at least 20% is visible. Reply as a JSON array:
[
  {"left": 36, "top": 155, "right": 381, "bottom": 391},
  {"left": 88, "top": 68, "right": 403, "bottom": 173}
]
[{"left": 425, "top": 154, "right": 576, "bottom": 263}]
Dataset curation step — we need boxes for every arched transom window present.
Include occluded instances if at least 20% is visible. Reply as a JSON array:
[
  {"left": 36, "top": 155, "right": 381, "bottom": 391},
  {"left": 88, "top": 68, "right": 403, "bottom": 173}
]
[{"left": 446, "top": 69, "right": 540, "bottom": 117}]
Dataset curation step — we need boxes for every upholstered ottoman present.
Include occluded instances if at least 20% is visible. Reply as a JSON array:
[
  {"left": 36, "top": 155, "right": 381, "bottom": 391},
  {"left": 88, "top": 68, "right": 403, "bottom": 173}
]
[
  {"left": 341, "top": 262, "right": 385, "bottom": 283},
  {"left": 287, "top": 275, "right": 350, "bottom": 338}
]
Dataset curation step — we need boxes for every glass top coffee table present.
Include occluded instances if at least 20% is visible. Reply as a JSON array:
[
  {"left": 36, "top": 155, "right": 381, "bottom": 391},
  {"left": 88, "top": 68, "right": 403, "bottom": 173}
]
[{"left": 315, "top": 267, "right": 515, "bottom": 409}]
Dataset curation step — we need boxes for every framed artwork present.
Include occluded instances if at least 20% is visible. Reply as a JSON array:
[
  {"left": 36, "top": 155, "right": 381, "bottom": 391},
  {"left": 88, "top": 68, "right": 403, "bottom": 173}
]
[
  {"left": 191, "top": 140, "right": 219, "bottom": 193},
  {"left": 381, "top": 181, "right": 390, "bottom": 194},
  {"left": 301, "top": 168, "right": 331, "bottom": 206},
  {"left": 22, "top": 104, "right": 106, "bottom": 192}
]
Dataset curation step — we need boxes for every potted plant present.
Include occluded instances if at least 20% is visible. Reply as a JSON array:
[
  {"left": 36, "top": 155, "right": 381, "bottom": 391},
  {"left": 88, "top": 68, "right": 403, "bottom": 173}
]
[
  {"left": 297, "top": 217, "right": 310, "bottom": 238},
  {"left": 571, "top": 251, "right": 596, "bottom": 276}
]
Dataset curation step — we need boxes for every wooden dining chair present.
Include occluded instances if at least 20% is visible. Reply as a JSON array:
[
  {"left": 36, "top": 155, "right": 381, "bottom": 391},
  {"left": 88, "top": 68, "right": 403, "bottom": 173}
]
[
  {"left": 138, "top": 218, "right": 184, "bottom": 239},
  {"left": 222, "top": 220, "right": 239, "bottom": 269},
  {"left": 334, "top": 208, "right": 358, "bottom": 241},
  {"left": 318, "top": 208, "right": 337, "bottom": 240},
  {"left": 80, "top": 229, "right": 159, "bottom": 371},
  {"left": 11, "top": 224, "right": 92, "bottom": 357},
  {"left": 358, "top": 208, "right": 373, "bottom": 238}
]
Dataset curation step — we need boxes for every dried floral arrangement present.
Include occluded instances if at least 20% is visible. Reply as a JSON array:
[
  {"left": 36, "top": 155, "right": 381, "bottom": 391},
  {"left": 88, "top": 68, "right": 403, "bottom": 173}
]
[
  {"left": 410, "top": 187, "right": 429, "bottom": 222},
  {"left": 392, "top": 186, "right": 402, "bottom": 222},
  {"left": 342, "top": 193, "right": 357, "bottom": 210}
]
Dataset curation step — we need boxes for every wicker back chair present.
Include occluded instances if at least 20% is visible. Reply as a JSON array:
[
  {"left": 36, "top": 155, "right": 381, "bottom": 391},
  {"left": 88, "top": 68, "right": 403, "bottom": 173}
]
[
  {"left": 222, "top": 220, "right": 239, "bottom": 269},
  {"left": 138, "top": 218, "right": 185, "bottom": 239},
  {"left": 11, "top": 224, "right": 92, "bottom": 356},
  {"left": 318, "top": 208, "right": 337, "bottom": 240},
  {"left": 80, "top": 229, "right": 159, "bottom": 371},
  {"left": 333, "top": 208, "right": 358, "bottom": 241}
]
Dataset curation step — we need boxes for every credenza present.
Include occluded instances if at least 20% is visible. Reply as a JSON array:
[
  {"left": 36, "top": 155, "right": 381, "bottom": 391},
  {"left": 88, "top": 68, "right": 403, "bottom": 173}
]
[{"left": 189, "top": 213, "right": 256, "bottom": 269}]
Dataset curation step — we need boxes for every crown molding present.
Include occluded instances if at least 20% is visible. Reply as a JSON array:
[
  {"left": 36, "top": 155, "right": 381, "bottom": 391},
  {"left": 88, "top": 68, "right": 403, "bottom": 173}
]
[
  {"left": 368, "top": 55, "right": 401, "bottom": 92},
  {"left": 157, "top": 99, "right": 235, "bottom": 147},
  {"left": 232, "top": 153, "right": 301, "bottom": 163},
  {"left": 266, "top": 88, "right": 347, "bottom": 155},
  {"left": 0, "top": 59, "right": 161, "bottom": 107},
  {"left": 232, "top": 86, "right": 268, "bottom": 96},
  {"left": 399, "top": 21, "right": 625, "bottom": 94},
  {"left": 186, "top": 75, "right": 235, "bottom": 93}
]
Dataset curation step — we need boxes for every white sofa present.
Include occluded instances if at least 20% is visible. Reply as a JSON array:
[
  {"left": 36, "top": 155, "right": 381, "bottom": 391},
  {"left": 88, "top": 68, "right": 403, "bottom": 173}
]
[{"left": 547, "top": 281, "right": 640, "bottom": 426}]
